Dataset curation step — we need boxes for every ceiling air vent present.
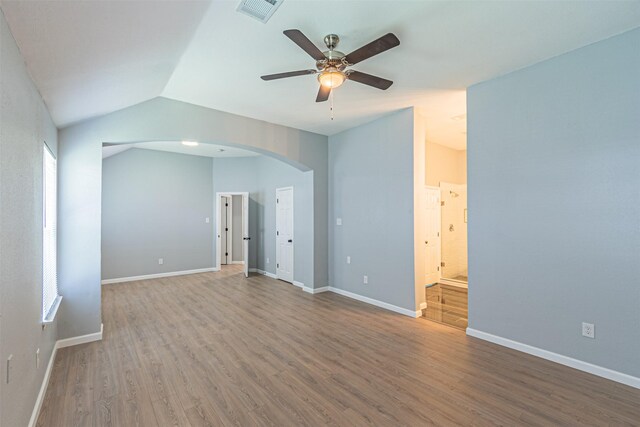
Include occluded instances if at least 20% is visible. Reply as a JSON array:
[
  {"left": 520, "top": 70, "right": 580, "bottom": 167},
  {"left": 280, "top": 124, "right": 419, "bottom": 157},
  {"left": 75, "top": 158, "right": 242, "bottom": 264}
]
[{"left": 236, "top": 0, "right": 283, "bottom": 23}]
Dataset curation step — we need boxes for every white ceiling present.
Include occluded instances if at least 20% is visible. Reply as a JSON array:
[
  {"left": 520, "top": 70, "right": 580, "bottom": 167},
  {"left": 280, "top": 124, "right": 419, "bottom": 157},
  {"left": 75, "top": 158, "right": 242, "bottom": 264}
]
[
  {"left": 102, "top": 141, "right": 260, "bottom": 159},
  {"left": 3, "top": 1, "right": 640, "bottom": 150},
  {"left": 0, "top": 0, "right": 210, "bottom": 126}
]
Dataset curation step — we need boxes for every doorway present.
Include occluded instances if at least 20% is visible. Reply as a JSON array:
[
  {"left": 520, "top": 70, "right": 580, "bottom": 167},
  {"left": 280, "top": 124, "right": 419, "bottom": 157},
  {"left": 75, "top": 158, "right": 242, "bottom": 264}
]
[
  {"left": 276, "top": 187, "right": 294, "bottom": 283},
  {"left": 422, "top": 140, "right": 468, "bottom": 330},
  {"left": 216, "top": 192, "right": 249, "bottom": 277}
]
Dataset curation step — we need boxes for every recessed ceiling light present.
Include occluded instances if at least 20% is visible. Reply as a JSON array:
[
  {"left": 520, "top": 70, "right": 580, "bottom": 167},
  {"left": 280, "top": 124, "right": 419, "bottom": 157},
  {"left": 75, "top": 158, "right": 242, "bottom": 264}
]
[{"left": 182, "top": 141, "right": 198, "bottom": 147}]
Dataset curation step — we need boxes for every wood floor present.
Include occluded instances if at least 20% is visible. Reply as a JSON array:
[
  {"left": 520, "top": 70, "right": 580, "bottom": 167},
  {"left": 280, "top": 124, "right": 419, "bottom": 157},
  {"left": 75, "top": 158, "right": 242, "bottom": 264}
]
[{"left": 37, "top": 268, "right": 640, "bottom": 426}]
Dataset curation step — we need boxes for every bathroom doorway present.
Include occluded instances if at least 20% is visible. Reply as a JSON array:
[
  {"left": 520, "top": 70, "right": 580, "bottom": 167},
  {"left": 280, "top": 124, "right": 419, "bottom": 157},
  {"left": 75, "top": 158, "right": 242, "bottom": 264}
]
[{"left": 422, "top": 139, "right": 468, "bottom": 329}]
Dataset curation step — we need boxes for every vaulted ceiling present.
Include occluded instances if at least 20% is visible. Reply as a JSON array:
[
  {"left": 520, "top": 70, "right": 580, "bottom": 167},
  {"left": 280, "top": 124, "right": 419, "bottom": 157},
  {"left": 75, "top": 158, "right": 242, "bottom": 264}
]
[{"left": 2, "top": 0, "right": 639, "bottom": 149}]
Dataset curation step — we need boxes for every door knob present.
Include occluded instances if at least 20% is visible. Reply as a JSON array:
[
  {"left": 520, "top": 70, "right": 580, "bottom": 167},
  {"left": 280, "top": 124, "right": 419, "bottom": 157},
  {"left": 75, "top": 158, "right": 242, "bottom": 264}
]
[
  {"left": 425, "top": 241, "right": 428, "bottom": 244},
  {"left": 243, "top": 237, "right": 251, "bottom": 240},
  {"left": 288, "top": 239, "right": 293, "bottom": 243}
]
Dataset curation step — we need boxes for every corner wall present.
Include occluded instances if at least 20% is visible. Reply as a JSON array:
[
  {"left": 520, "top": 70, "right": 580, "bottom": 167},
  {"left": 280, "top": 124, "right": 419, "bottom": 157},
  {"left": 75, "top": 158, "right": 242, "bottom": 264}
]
[
  {"left": 467, "top": 28, "right": 640, "bottom": 380},
  {"left": 329, "top": 109, "right": 417, "bottom": 313},
  {"left": 0, "top": 10, "right": 58, "bottom": 427}
]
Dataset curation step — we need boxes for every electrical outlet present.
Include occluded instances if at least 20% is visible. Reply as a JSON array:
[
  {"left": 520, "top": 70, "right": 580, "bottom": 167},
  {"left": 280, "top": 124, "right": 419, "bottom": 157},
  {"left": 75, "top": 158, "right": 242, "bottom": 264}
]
[
  {"left": 363, "top": 275, "right": 368, "bottom": 284},
  {"left": 347, "top": 256, "right": 351, "bottom": 264},
  {"left": 36, "top": 348, "right": 40, "bottom": 369},
  {"left": 266, "top": 258, "right": 270, "bottom": 264},
  {"left": 158, "top": 258, "right": 164, "bottom": 265},
  {"left": 336, "top": 218, "right": 342, "bottom": 226},
  {"left": 582, "top": 322, "right": 595, "bottom": 339},
  {"left": 205, "top": 217, "right": 210, "bottom": 223}
]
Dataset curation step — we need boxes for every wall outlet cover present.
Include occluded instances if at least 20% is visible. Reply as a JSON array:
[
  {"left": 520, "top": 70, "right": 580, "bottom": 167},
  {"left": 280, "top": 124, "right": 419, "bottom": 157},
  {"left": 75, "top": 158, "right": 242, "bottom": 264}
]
[
  {"left": 158, "top": 258, "right": 164, "bottom": 265},
  {"left": 336, "top": 218, "right": 342, "bottom": 226},
  {"left": 363, "top": 275, "right": 368, "bottom": 284},
  {"left": 347, "top": 256, "right": 351, "bottom": 264},
  {"left": 582, "top": 322, "right": 595, "bottom": 339}
]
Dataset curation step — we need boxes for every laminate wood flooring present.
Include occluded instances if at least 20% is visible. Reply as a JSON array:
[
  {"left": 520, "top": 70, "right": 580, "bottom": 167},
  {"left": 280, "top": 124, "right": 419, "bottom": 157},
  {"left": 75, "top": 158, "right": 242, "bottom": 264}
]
[{"left": 37, "top": 268, "right": 640, "bottom": 426}]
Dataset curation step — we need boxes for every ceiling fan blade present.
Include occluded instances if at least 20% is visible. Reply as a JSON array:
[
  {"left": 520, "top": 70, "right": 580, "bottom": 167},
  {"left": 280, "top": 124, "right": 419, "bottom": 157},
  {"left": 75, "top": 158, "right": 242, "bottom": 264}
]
[
  {"left": 316, "top": 85, "right": 331, "bottom": 102},
  {"left": 347, "top": 71, "right": 393, "bottom": 90},
  {"left": 344, "top": 33, "right": 400, "bottom": 65},
  {"left": 261, "top": 69, "right": 317, "bottom": 81},
  {"left": 283, "top": 29, "right": 326, "bottom": 61}
]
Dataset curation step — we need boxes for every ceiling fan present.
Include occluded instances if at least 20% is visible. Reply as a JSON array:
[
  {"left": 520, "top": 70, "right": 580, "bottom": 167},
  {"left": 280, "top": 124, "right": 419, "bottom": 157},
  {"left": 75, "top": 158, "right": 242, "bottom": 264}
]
[{"left": 261, "top": 29, "right": 400, "bottom": 102}]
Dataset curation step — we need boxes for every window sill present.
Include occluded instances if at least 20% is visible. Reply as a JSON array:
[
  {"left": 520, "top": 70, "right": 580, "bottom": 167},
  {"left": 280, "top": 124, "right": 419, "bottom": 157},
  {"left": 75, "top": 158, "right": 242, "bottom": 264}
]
[{"left": 43, "top": 295, "right": 62, "bottom": 324}]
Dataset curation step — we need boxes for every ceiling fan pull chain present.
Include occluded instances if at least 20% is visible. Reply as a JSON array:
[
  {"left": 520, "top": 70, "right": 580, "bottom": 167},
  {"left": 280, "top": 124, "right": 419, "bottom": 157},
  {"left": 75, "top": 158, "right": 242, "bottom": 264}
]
[{"left": 330, "top": 90, "right": 334, "bottom": 121}]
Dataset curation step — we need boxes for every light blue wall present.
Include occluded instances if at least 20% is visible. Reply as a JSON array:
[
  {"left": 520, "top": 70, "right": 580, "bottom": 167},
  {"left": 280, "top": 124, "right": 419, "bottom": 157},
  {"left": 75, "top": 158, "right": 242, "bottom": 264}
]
[
  {"left": 0, "top": 10, "right": 59, "bottom": 427},
  {"left": 102, "top": 149, "right": 214, "bottom": 279},
  {"left": 467, "top": 28, "right": 640, "bottom": 378},
  {"left": 58, "top": 97, "right": 328, "bottom": 339},
  {"left": 329, "top": 109, "right": 416, "bottom": 311},
  {"left": 100, "top": 150, "right": 315, "bottom": 287}
]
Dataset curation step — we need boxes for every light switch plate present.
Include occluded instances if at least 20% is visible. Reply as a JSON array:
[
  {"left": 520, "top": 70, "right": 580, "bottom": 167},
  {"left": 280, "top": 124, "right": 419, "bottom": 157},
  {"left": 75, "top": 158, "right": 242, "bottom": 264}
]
[
  {"left": 158, "top": 258, "right": 164, "bottom": 265},
  {"left": 336, "top": 218, "right": 342, "bottom": 226}
]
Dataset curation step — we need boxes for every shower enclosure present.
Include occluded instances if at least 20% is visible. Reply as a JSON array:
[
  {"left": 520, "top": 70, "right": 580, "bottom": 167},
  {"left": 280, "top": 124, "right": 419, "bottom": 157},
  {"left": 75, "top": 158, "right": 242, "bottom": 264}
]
[{"left": 440, "top": 182, "right": 468, "bottom": 284}]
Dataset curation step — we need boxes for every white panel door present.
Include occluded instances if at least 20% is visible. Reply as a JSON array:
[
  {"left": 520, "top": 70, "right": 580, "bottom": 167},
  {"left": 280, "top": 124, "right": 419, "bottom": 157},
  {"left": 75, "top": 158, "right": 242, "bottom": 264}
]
[
  {"left": 276, "top": 187, "right": 294, "bottom": 283},
  {"left": 425, "top": 187, "right": 441, "bottom": 285},
  {"left": 242, "top": 194, "right": 249, "bottom": 278}
]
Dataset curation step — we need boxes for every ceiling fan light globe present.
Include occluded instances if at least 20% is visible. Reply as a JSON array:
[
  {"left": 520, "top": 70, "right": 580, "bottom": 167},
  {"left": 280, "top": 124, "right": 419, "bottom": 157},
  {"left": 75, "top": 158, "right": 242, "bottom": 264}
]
[{"left": 318, "top": 70, "right": 345, "bottom": 89}]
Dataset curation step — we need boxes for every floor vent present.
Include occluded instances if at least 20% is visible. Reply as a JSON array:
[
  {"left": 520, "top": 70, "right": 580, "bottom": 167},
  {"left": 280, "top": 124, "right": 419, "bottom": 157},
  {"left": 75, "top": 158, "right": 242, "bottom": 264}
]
[{"left": 236, "top": 0, "right": 283, "bottom": 23}]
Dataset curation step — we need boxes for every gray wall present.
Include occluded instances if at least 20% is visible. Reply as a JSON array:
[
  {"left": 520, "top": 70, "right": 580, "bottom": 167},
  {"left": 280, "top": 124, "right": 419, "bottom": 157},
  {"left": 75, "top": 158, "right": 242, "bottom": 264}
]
[
  {"left": 467, "top": 28, "right": 640, "bottom": 378},
  {"left": 58, "top": 97, "right": 328, "bottom": 339},
  {"left": 329, "top": 109, "right": 416, "bottom": 311},
  {"left": 231, "top": 195, "right": 243, "bottom": 262},
  {"left": 102, "top": 149, "right": 213, "bottom": 279},
  {"left": 100, "top": 151, "right": 315, "bottom": 287},
  {"left": 0, "top": 10, "right": 59, "bottom": 427}
]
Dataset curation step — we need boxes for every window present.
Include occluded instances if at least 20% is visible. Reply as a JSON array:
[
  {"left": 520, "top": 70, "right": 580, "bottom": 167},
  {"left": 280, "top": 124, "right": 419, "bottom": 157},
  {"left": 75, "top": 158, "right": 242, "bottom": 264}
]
[{"left": 43, "top": 144, "right": 61, "bottom": 322}]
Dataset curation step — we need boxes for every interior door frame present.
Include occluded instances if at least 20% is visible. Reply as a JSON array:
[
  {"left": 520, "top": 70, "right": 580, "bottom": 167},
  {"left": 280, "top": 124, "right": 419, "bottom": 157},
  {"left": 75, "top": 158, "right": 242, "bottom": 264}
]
[
  {"left": 215, "top": 192, "right": 249, "bottom": 273},
  {"left": 425, "top": 185, "right": 442, "bottom": 285},
  {"left": 275, "top": 186, "right": 294, "bottom": 283}
]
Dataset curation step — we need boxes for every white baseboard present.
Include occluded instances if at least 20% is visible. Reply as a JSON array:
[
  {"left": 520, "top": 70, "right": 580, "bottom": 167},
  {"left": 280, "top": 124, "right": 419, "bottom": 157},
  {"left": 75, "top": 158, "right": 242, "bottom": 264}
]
[
  {"left": 29, "top": 323, "right": 104, "bottom": 426},
  {"left": 303, "top": 286, "right": 329, "bottom": 294},
  {"left": 249, "top": 268, "right": 277, "bottom": 279},
  {"left": 327, "top": 287, "right": 420, "bottom": 318},
  {"left": 419, "top": 302, "right": 427, "bottom": 310},
  {"left": 101, "top": 268, "right": 217, "bottom": 284},
  {"left": 293, "top": 280, "right": 304, "bottom": 288},
  {"left": 230, "top": 261, "right": 245, "bottom": 265},
  {"left": 57, "top": 323, "right": 104, "bottom": 349},
  {"left": 466, "top": 328, "right": 640, "bottom": 390}
]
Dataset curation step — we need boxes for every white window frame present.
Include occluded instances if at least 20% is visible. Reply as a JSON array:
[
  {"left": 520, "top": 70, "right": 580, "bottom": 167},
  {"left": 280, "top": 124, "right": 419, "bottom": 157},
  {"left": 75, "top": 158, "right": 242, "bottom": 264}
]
[{"left": 43, "top": 143, "right": 61, "bottom": 323}]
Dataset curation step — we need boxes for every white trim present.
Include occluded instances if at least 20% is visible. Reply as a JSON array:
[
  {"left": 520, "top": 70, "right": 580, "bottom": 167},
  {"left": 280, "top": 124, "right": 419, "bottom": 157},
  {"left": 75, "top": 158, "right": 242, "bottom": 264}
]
[
  {"left": 230, "top": 260, "right": 245, "bottom": 265},
  {"left": 293, "top": 280, "right": 304, "bottom": 288},
  {"left": 249, "top": 268, "right": 277, "bottom": 279},
  {"left": 57, "top": 323, "right": 104, "bottom": 349},
  {"left": 327, "top": 287, "right": 420, "bottom": 318},
  {"left": 101, "top": 268, "right": 216, "bottom": 285},
  {"left": 29, "top": 324, "right": 104, "bottom": 426},
  {"left": 304, "top": 286, "right": 329, "bottom": 294},
  {"left": 419, "top": 302, "right": 427, "bottom": 310},
  {"left": 466, "top": 328, "right": 640, "bottom": 390}
]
